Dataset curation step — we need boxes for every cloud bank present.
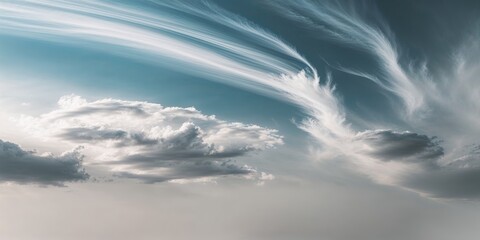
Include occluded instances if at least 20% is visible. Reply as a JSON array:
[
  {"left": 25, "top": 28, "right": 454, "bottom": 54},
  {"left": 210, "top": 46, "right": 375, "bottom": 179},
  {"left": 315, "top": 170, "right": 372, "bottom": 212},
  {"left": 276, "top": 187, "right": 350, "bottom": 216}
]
[{"left": 19, "top": 95, "right": 282, "bottom": 183}]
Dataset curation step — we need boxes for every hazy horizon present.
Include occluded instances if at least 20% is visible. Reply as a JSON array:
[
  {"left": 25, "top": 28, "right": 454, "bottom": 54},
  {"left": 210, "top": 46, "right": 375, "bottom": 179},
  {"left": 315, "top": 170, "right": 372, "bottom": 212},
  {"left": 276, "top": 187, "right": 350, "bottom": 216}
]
[{"left": 1, "top": 0, "right": 480, "bottom": 239}]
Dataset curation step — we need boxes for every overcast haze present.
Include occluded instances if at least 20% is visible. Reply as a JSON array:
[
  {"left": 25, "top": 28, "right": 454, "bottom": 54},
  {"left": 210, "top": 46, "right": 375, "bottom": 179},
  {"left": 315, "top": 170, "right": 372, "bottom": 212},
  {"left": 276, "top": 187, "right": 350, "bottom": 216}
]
[{"left": 1, "top": 0, "right": 480, "bottom": 239}]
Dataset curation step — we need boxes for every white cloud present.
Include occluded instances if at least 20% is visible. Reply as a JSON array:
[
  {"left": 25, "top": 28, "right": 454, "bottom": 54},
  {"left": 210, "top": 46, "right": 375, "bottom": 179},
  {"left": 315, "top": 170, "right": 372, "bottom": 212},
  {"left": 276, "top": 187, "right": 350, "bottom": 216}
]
[{"left": 19, "top": 95, "right": 283, "bottom": 183}]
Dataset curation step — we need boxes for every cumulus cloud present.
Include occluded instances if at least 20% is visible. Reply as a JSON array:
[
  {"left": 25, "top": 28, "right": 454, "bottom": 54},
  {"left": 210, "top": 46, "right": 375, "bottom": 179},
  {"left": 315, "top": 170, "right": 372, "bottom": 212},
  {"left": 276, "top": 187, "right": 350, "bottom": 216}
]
[
  {"left": 19, "top": 95, "right": 283, "bottom": 183},
  {"left": 0, "top": 139, "right": 88, "bottom": 186}
]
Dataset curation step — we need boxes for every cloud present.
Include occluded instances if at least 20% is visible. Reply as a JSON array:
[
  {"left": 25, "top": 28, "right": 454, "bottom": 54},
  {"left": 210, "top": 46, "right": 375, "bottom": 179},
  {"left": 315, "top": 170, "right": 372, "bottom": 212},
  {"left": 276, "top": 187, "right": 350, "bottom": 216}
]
[
  {"left": 404, "top": 167, "right": 480, "bottom": 199},
  {"left": 269, "top": 0, "right": 480, "bottom": 140},
  {"left": 351, "top": 130, "right": 480, "bottom": 199},
  {"left": 19, "top": 95, "right": 283, "bottom": 183},
  {"left": 355, "top": 130, "right": 444, "bottom": 163},
  {"left": 270, "top": 0, "right": 428, "bottom": 116},
  {"left": 399, "top": 144, "right": 480, "bottom": 199},
  {"left": 0, "top": 139, "right": 88, "bottom": 186}
]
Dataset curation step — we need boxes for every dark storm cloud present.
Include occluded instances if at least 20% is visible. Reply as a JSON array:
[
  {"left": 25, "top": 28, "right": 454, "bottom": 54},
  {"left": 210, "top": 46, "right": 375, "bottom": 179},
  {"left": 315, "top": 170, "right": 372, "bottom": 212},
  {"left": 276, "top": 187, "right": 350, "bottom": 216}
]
[{"left": 0, "top": 139, "right": 88, "bottom": 186}]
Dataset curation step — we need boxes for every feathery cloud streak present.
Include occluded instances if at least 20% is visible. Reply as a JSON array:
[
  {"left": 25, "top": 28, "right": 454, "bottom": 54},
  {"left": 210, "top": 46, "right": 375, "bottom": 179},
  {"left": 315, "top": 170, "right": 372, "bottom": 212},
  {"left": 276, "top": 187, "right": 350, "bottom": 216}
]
[
  {"left": 0, "top": 0, "right": 317, "bottom": 98},
  {"left": 271, "top": 0, "right": 428, "bottom": 116}
]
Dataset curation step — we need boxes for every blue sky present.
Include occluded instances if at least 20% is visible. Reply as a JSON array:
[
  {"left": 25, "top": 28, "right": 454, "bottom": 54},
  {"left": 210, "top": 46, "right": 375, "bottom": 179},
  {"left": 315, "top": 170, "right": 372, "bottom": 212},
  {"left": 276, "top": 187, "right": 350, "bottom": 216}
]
[{"left": 1, "top": 0, "right": 480, "bottom": 239}]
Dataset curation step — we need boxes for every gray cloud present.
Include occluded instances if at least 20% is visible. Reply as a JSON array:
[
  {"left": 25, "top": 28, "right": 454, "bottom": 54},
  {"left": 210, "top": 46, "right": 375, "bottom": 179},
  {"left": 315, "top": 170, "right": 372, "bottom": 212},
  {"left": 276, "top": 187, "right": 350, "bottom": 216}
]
[
  {"left": 356, "top": 130, "right": 480, "bottom": 199},
  {"left": 405, "top": 146, "right": 480, "bottom": 199},
  {"left": 0, "top": 139, "right": 88, "bottom": 186},
  {"left": 404, "top": 167, "right": 480, "bottom": 199},
  {"left": 357, "top": 130, "right": 444, "bottom": 164}
]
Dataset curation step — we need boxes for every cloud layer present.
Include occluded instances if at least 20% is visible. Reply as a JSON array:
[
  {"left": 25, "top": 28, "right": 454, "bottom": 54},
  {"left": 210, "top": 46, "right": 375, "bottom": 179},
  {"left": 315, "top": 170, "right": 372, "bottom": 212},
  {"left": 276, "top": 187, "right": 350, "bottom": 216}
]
[{"left": 20, "top": 95, "right": 282, "bottom": 183}]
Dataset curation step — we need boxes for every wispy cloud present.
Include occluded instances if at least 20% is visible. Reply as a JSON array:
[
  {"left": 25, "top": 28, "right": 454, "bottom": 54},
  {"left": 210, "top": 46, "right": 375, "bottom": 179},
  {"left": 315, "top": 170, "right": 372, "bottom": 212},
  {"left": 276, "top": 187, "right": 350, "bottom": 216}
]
[
  {"left": 0, "top": 0, "right": 318, "bottom": 98},
  {"left": 270, "top": 0, "right": 480, "bottom": 199},
  {"left": 269, "top": 0, "right": 428, "bottom": 116}
]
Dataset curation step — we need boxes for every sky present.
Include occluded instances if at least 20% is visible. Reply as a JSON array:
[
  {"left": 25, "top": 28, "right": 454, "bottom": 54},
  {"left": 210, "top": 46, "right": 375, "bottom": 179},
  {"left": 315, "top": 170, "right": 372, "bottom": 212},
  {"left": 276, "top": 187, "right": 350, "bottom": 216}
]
[{"left": 1, "top": 0, "right": 480, "bottom": 239}]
